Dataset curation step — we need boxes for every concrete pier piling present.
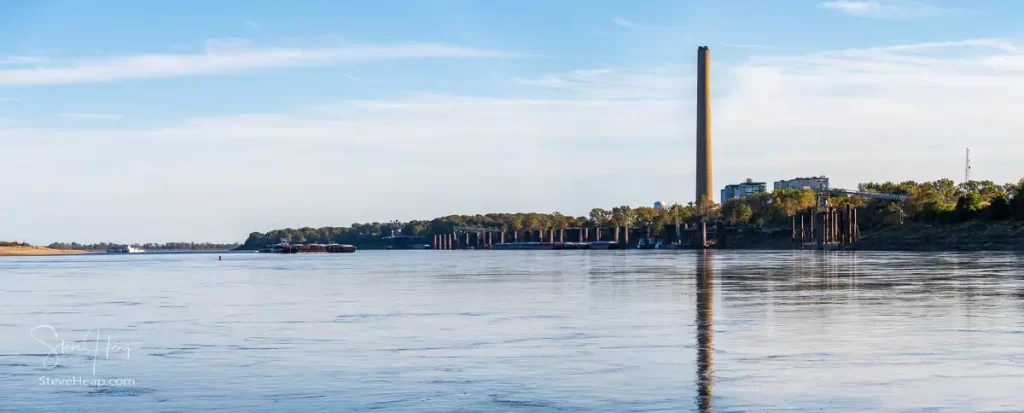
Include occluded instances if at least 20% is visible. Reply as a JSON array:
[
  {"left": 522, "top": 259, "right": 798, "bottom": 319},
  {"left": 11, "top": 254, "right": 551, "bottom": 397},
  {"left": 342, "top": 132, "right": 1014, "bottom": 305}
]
[{"left": 788, "top": 206, "right": 860, "bottom": 249}]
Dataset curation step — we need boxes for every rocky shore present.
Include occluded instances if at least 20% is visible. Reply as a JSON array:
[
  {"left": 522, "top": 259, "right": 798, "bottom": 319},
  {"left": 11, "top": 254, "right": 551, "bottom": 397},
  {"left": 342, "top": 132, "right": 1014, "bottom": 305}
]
[{"left": 846, "top": 221, "right": 1024, "bottom": 252}]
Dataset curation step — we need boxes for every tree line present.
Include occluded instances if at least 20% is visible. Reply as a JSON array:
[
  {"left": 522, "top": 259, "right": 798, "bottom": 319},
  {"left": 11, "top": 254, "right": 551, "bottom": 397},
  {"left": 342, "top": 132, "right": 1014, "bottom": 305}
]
[
  {"left": 720, "top": 178, "right": 1024, "bottom": 228},
  {"left": 242, "top": 178, "right": 1024, "bottom": 249},
  {"left": 240, "top": 199, "right": 720, "bottom": 249},
  {"left": 47, "top": 241, "right": 241, "bottom": 251}
]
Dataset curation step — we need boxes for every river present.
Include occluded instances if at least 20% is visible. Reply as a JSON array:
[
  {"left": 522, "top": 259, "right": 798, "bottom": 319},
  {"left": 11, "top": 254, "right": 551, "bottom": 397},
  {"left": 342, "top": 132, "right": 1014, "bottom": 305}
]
[{"left": 1, "top": 251, "right": 1022, "bottom": 411}]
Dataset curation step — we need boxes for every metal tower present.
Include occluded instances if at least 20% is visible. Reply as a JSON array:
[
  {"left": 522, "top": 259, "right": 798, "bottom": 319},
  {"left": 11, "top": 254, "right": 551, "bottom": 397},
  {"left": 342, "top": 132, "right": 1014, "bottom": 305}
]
[{"left": 965, "top": 147, "right": 971, "bottom": 182}]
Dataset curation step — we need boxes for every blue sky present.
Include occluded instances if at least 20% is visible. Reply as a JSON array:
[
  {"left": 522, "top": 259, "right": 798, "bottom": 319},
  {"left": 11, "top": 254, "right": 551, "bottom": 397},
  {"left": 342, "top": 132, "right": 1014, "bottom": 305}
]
[{"left": 2, "top": 0, "right": 1024, "bottom": 243}]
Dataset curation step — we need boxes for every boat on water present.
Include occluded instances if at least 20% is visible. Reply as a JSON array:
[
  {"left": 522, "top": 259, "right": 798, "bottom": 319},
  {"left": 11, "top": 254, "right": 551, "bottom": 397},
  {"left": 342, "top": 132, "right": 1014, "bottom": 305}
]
[
  {"left": 587, "top": 241, "right": 620, "bottom": 250},
  {"left": 492, "top": 241, "right": 620, "bottom": 250},
  {"left": 259, "top": 241, "right": 355, "bottom": 253},
  {"left": 107, "top": 245, "right": 145, "bottom": 253}
]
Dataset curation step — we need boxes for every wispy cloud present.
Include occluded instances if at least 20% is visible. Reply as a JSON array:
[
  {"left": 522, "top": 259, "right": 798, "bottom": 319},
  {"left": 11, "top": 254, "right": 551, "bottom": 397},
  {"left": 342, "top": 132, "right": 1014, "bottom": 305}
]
[
  {"left": 245, "top": 20, "right": 261, "bottom": 29},
  {"left": 1, "top": 56, "right": 49, "bottom": 65},
  {"left": 612, "top": 17, "right": 638, "bottom": 29},
  {"left": 717, "top": 37, "right": 1024, "bottom": 187},
  {"left": 59, "top": 113, "right": 123, "bottom": 120},
  {"left": 518, "top": 67, "right": 690, "bottom": 100},
  {"left": 0, "top": 97, "right": 18, "bottom": 102},
  {"left": 818, "top": 1, "right": 954, "bottom": 18},
  {"left": 722, "top": 43, "right": 776, "bottom": 50},
  {"left": 0, "top": 41, "right": 513, "bottom": 86},
  {"left": 5, "top": 37, "right": 1024, "bottom": 240}
]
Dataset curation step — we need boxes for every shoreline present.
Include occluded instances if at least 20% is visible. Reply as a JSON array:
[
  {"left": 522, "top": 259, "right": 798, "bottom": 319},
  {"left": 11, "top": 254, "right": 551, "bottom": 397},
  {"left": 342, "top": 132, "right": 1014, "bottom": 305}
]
[{"left": 0, "top": 246, "right": 91, "bottom": 256}]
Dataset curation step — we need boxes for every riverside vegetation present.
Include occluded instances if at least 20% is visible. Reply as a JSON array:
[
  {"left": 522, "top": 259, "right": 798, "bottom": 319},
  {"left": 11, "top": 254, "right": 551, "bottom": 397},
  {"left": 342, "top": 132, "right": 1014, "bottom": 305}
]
[
  {"left": 8, "top": 178, "right": 1020, "bottom": 253},
  {"left": 241, "top": 178, "right": 1024, "bottom": 250}
]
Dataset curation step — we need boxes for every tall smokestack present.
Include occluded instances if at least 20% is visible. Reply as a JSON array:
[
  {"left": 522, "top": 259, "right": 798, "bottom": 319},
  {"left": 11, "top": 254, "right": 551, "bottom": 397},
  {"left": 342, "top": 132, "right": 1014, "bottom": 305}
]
[{"left": 696, "top": 46, "right": 713, "bottom": 203}]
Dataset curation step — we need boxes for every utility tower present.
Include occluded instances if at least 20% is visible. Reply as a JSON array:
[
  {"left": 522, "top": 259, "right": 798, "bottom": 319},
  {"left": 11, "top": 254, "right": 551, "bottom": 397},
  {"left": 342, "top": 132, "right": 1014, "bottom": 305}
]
[{"left": 964, "top": 147, "right": 971, "bottom": 182}]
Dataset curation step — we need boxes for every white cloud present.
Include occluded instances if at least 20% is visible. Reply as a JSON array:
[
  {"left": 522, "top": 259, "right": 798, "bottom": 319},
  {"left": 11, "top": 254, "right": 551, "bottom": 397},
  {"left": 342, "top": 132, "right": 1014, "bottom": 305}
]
[
  {"left": 722, "top": 43, "right": 776, "bottom": 50},
  {"left": 60, "top": 113, "right": 123, "bottom": 120},
  {"left": 715, "top": 38, "right": 1024, "bottom": 189},
  {"left": 0, "top": 41, "right": 513, "bottom": 86},
  {"left": 0, "top": 97, "right": 18, "bottom": 102},
  {"left": 5, "top": 37, "right": 1024, "bottom": 242},
  {"left": 612, "top": 17, "right": 638, "bottom": 29},
  {"left": 0, "top": 93, "right": 688, "bottom": 243},
  {"left": 818, "top": 1, "right": 953, "bottom": 18},
  {"left": 517, "top": 66, "right": 691, "bottom": 99},
  {"left": 820, "top": 1, "right": 883, "bottom": 15},
  {"left": 0, "top": 55, "right": 48, "bottom": 65}
]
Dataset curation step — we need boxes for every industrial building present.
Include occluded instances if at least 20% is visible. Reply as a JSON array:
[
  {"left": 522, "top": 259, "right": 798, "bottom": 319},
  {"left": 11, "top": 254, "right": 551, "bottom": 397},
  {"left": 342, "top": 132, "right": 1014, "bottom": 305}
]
[
  {"left": 774, "top": 176, "right": 830, "bottom": 191},
  {"left": 695, "top": 46, "right": 713, "bottom": 202},
  {"left": 721, "top": 179, "right": 767, "bottom": 202}
]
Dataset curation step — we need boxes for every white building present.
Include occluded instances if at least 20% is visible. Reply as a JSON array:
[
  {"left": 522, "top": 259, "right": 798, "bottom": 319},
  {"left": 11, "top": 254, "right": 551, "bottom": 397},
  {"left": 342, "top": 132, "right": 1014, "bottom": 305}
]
[{"left": 774, "top": 176, "right": 829, "bottom": 191}]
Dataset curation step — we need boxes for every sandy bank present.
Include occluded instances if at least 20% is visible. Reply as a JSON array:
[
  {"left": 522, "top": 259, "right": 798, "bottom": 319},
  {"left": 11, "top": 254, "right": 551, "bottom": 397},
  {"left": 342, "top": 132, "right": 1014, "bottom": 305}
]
[{"left": 0, "top": 246, "right": 90, "bottom": 256}]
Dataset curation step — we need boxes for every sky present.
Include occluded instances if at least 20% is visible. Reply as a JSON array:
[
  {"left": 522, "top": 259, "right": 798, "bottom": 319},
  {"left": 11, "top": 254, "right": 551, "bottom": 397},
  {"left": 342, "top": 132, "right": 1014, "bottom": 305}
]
[{"left": 2, "top": 0, "right": 1024, "bottom": 244}]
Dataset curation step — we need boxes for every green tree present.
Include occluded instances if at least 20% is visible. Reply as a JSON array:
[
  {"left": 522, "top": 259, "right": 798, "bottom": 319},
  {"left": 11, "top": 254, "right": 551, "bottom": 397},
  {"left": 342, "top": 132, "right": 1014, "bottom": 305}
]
[
  {"left": 931, "top": 179, "right": 959, "bottom": 204},
  {"left": 589, "top": 208, "right": 612, "bottom": 226},
  {"left": 958, "top": 180, "right": 1004, "bottom": 202},
  {"left": 694, "top": 195, "right": 719, "bottom": 222},
  {"left": 987, "top": 196, "right": 1011, "bottom": 220},
  {"left": 722, "top": 199, "right": 753, "bottom": 224},
  {"left": 634, "top": 206, "right": 659, "bottom": 228},
  {"left": 955, "top": 192, "right": 983, "bottom": 222},
  {"left": 551, "top": 212, "right": 568, "bottom": 230},
  {"left": 1011, "top": 181, "right": 1024, "bottom": 220}
]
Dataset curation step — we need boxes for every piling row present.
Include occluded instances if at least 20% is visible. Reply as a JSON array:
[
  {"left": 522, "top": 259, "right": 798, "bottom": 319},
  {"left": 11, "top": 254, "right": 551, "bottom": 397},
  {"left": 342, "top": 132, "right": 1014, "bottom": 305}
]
[
  {"left": 431, "top": 226, "right": 680, "bottom": 250},
  {"left": 791, "top": 205, "right": 859, "bottom": 249}
]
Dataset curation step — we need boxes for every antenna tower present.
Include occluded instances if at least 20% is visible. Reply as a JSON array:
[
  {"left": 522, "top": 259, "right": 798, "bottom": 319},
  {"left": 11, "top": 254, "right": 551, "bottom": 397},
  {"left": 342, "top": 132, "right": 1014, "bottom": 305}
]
[{"left": 964, "top": 147, "right": 971, "bottom": 182}]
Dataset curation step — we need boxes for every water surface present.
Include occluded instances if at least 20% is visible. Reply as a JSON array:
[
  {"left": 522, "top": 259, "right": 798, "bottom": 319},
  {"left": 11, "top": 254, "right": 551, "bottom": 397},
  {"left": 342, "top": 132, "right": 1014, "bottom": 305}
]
[{"left": 1, "top": 251, "right": 1022, "bottom": 411}]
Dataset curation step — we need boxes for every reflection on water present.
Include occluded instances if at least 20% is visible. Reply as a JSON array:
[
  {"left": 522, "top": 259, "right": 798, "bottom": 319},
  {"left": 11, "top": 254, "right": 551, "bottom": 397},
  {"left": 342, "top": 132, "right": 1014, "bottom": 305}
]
[
  {"left": 695, "top": 250, "right": 713, "bottom": 412},
  {"left": 0, "top": 251, "right": 1022, "bottom": 412}
]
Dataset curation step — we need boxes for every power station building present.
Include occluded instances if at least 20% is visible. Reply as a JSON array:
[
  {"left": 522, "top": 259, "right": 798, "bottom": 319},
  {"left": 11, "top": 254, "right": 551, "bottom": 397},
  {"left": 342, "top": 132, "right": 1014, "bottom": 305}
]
[
  {"left": 774, "top": 176, "right": 830, "bottom": 191},
  {"left": 721, "top": 178, "right": 767, "bottom": 202}
]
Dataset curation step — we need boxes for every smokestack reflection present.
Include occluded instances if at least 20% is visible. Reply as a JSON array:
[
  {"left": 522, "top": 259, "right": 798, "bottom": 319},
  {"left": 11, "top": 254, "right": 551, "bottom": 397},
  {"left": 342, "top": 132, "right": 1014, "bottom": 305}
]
[{"left": 695, "top": 250, "right": 714, "bottom": 412}]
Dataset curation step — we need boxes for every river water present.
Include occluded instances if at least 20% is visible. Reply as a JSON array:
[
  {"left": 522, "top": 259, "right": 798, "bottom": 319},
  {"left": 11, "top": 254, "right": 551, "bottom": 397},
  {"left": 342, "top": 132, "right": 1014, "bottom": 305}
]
[{"left": 1, "top": 251, "right": 1022, "bottom": 412}]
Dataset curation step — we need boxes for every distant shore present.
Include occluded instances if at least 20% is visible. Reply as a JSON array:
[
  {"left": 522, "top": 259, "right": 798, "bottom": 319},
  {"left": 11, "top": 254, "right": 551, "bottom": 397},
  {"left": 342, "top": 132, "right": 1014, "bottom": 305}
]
[{"left": 0, "top": 246, "right": 91, "bottom": 256}]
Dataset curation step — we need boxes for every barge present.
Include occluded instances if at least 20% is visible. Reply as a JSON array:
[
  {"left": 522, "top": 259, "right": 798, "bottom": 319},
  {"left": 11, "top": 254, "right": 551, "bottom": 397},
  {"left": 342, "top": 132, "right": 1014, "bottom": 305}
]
[
  {"left": 259, "top": 242, "right": 356, "bottom": 253},
  {"left": 491, "top": 241, "right": 620, "bottom": 250}
]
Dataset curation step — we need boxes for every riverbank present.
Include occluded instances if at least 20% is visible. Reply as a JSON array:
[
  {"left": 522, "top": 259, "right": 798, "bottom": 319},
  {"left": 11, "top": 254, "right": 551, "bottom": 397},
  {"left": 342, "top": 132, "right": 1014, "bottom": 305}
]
[
  {"left": 846, "top": 221, "right": 1024, "bottom": 251},
  {"left": 0, "top": 246, "right": 90, "bottom": 256}
]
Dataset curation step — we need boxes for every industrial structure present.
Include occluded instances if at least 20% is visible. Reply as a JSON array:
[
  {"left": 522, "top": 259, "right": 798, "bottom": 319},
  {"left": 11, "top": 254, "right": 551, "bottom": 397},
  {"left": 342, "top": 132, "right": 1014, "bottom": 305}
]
[
  {"left": 965, "top": 147, "right": 971, "bottom": 182},
  {"left": 696, "top": 46, "right": 713, "bottom": 203},
  {"left": 721, "top": 178, "right": 767, "bottom": 201},
  {"left": 774, "top": 176, "right": 830, "bottom": 191}
]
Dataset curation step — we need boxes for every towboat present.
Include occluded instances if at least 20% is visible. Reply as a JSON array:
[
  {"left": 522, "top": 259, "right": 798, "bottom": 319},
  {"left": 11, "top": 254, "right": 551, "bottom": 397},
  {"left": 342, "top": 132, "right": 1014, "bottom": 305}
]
[
  {"left": 587, "top": 241, "right": 620, "bottom": 250},
  {"left": 492, "top": 242, "right": 559, "bottom": 250},
  {"left": 107, "top": 245, "right": 145, "bottom": 253}
]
